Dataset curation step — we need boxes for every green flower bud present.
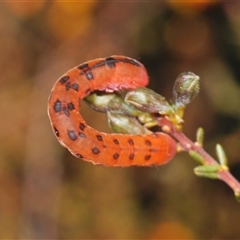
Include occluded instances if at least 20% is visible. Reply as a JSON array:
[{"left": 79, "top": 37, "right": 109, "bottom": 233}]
[
  {"left": 85, "top": 92, "right": 117, "bottom": 112},
  {"left": 173, "top": 72, "right": 200, "bottom": 106},
  {"left": 107, "top": 111, "right": 151, "bottom": 134},
  {"left": 125, "top": 87, "right": 173, "bottom": 115}
]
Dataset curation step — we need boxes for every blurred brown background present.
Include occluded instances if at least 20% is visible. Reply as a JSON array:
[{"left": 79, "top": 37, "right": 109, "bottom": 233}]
[{"left": 0, "top": 1, "right": 240, "bottom": 239}]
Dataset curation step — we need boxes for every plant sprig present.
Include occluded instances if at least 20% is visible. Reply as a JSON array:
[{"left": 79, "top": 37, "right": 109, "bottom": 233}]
[{"left": 85, "top": 72, "right": 240, "bottom": 202}]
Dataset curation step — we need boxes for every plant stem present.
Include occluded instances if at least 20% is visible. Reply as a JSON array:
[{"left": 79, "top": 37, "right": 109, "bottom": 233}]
[{"left": 157, "top": 117, "right": 240, "bottom": 195}]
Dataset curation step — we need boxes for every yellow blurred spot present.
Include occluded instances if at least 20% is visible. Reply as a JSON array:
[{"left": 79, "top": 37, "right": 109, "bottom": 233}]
[
  {"left": 5, "top": 1, "right": 46, "bottom": 17},
  {"left": 147, "top": 221, "right": 196, "bottom": 239},
  {"left": 46, "top": 2, "right": 97, "bottom": 41}
]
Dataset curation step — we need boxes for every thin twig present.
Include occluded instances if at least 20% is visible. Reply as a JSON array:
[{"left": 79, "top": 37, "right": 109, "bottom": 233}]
[{"left": 157, "top": 117, "right": 240, "bottom": 196}]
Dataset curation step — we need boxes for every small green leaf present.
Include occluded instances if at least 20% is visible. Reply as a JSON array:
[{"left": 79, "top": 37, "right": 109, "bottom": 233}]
[
  {"left": 189, "top": 150, "right": 205, "bottom": 164},
  {"left": 194, "top": 164, "right": 220, "bottom": 179},
  {"left": 216, "top": 144, "right": 228, "bottom": 166},
  {"left": 196, "top": 128, "right": 204, "bottom": 146}
]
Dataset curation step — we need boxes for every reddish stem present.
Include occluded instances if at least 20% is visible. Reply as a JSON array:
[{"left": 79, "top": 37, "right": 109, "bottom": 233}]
[{"left": 157, "top": 117, "right": 240, "bottom": 194}]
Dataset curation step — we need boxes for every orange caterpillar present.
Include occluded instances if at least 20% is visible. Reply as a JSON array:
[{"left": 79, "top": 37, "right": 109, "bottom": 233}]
[{"left": 48, "top": 56, "right": 176, "bottom": 166}]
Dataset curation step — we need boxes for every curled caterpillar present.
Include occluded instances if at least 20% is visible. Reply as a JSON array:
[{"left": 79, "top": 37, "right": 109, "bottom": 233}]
[{"left": 48, "top": 55, "right": 176, "bottom": 166}]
